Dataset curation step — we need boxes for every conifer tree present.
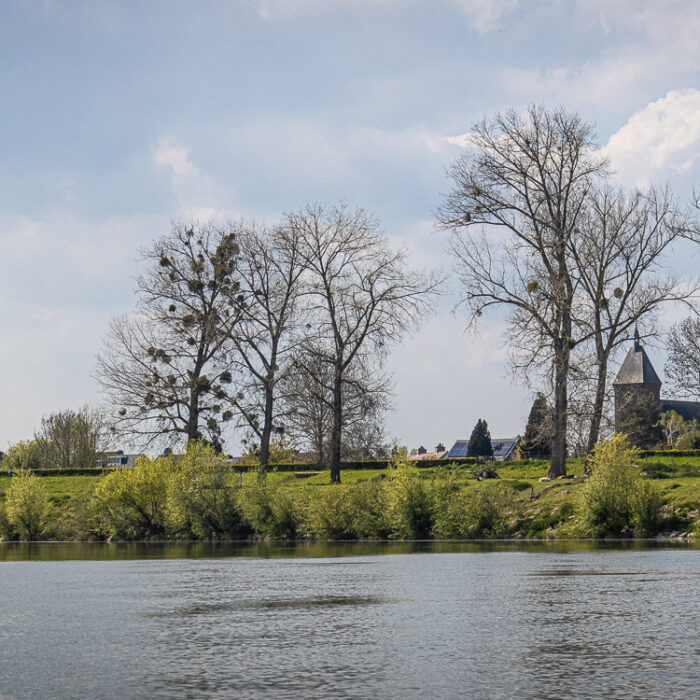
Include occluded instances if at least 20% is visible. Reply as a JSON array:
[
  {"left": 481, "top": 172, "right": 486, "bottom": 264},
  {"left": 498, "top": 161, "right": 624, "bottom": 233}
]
[
  {"left": 521, "top": 394, "right": 553, "bottom": 460},
  {"left": 468, "top": 419, "right": 493, "bottom": 459},
  {"left": 621, "top": 396, "right": 664, "bottom": 449}
]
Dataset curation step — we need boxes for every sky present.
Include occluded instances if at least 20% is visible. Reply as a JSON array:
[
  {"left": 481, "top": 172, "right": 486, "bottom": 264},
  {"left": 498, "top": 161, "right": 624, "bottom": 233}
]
[{"left": 1, "top": 0, "right": 699, "bottom": 454}]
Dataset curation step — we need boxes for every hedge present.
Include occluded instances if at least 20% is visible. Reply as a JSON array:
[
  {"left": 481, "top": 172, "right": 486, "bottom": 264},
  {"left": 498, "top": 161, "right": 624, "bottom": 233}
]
[
  {"left": 240, "top": 457, "right": 478, "bottom": 472},
  {"left": 4, "top": 457, "right": 479, "bottom": 477},
  {"left": 638, "top": 449, "right": 700, "bottom": 458},
  {"left": 4, "top": 468, "right": 116, "bottom": 477}
]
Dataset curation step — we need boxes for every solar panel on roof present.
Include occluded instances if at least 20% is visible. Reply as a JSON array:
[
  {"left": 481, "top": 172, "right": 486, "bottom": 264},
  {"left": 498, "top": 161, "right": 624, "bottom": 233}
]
[{"left": 447, "top": 440, "right": 469, "bottom": 458}]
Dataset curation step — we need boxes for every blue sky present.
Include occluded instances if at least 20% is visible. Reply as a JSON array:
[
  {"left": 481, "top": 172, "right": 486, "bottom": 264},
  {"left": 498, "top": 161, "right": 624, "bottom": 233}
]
[{"left": 1, "top": 0, "right": 699, "bottom": 453}]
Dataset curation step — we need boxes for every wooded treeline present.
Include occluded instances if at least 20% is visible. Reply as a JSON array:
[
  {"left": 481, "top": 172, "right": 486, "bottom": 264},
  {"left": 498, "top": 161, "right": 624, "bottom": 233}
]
[
  {"left": 4, "top": 107, "right": 698, "bottom": 482},
  {"left": 438, "top": 106, "right": 699, "bottom": 477},
  {"left": 95, "top": 203, "right": 443, "bottom": 481}
]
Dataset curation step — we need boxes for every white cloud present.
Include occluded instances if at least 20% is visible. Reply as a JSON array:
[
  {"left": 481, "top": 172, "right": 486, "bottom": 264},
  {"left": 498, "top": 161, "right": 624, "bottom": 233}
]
[
  {"left": 253, "top": 0, "right": 519, "bottom": 33},
  {"left": 152, "top": 137, "right": 237, "bottom": 221},
  {"left": 445, "top": 132, "right": 474, "bottom": 148},
  {"left": 602, "top": 89, "right": 700, "bottom": 188},
  {"left": 492, "top": 2, "right": 700, "bottom": 117},
  {"left": 153, "top": 141, "right": 198, "bottom": 177},
  {"left": 450, "top": 0, "right": 519, "bottom": 33}
]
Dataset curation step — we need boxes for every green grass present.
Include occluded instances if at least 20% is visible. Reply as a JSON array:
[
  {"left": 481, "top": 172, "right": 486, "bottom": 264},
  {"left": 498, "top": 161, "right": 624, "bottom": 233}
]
[{"left": 0, "top": 475, "right": 102, "bottom": 508}]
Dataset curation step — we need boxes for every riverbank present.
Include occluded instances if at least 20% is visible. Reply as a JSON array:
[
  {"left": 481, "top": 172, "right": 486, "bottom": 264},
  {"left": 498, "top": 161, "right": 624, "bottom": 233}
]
[{"left": 1, "top": 446, "right": 699, "bottom": 542}]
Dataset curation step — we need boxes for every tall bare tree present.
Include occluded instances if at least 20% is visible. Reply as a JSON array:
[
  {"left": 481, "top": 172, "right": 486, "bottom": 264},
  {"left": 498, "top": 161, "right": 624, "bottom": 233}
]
[
  {"left": 571, "top": 186, "right": 697, "bottom": 452},
  {"left": 287, "top": 203, "right": 441, "bottom": 483},
  {"left": 96, "top": 222, "right": 242, "bottom": 449},
  {"left": 228, "top": 222, "right": 305, "bottom": 475},
  {"left": 665, "top": 316, "right": 700, "bottom": 399},
  {"left": 438, "top": 106, "right": 606, "bottom": 478}
]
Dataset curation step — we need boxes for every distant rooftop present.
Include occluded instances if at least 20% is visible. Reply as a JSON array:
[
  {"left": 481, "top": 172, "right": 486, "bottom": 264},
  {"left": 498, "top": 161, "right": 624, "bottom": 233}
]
[
  {"left": 613, "top": 330, "right": 661, "bottom": 386},
  {"left": 447, "top": 438, "right": 520, "bottom": 460}
]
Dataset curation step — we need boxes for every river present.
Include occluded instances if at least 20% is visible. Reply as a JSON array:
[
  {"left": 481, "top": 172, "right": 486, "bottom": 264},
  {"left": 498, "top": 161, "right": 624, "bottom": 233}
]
[{"left": 1, "top": 541, "right": 698, "bottom": 699}]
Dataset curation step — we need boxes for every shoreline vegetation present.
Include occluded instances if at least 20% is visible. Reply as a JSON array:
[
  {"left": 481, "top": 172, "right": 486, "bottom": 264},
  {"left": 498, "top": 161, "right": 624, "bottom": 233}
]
[{"left": 1, "top": 438, "right": 699, "bottom": 544}]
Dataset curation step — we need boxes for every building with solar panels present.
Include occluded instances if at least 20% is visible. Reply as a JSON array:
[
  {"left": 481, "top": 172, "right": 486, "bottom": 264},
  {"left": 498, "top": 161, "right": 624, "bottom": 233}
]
[{"left": 447, "top": 437, "right": 520, "bottom": 461}]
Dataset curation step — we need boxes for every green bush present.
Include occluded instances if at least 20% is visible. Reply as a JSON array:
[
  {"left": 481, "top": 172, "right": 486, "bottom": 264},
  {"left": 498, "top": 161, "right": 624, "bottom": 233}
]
[
  {"left": 439, "top": 486, "right": 516, "bottom": 538},
  {"left": 92, "top": 456, "right": 173, "bottom": 538},
  {"left": 348, "top": 476, "right": 393, "bottom": 538},
  {"left": 0, "top": 501, "right": 13, "bottom": 539},
  {"left": 3, "top": 440, "right": 47, "bottom": 470},
  {"left": 384, "top": 458, "right": 433, "bottom": 538},
  {"left": 305, "top": 485, "right": 357, "bottom": 539},
  {"left": 165, "top": 442, "right": 244, "bottom": 538},
  {"left": 237, "top": 478, "right": 300, "bottom": 537},
  {"left": 431, "top": 468, "right": 464, "bottom": 538},
  {"left": 4, "top": 469, "right": 49, "bottom": 539},
  {"left": 579, "top": 434, "right": 662, "bottom": 536}
]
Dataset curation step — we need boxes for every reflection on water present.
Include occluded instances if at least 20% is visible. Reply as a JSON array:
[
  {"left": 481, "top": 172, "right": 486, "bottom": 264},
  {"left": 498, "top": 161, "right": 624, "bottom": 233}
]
[
  {"left": 149, "top": 595, "right": 396, "bottom": 618},
  {"left": 1, "top": 537, "right": 698, "bottom": 562},
  {"left": 1, "top": 542, "right": 698, "bottom": 699}
]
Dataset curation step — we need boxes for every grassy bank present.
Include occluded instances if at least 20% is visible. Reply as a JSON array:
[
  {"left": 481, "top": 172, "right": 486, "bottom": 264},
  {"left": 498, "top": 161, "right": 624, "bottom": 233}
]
[{"left": 1, "top": 449, "right": 699, "bottom": 542}]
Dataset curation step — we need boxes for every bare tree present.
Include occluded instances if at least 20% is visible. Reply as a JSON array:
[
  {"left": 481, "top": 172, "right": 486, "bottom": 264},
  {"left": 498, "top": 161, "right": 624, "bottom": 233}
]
[
  {"left": 36, "top": 406, "right": 106, "bottom": 469},
  {"left": 438, "top": 106, "right": 606, "bottom": 478},
  {"left": 287, "top": 203, "right": 442, "bottom": 482},
  {"left": 228, "top": 223, "right": 305, "bottom": 475},
  {"left": 96, "top": 222, "right": 242, "bottom": 450},
  {"left": 665, "top": 316, "right": 700, "bottom": 399},
  {"left": 282, "top": 346, "right": 390, "bottom": 467},
  {"left": 571, "top": 186, "right": 697, "bottom": 452}
]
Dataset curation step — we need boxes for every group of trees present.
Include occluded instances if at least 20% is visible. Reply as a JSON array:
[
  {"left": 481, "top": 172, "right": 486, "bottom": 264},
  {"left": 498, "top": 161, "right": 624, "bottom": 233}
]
[
  {"left": 2, "top": 407, "right": 105, "bottom": 470},
  {"left": 438, "top": 106, "right": 699, "bottom": 476},
  {"left": 96, "top": 204, "right": 442, "bottom": 481},
  {"left": 9, "top": 106, "right": 695, "bottom": 478}
]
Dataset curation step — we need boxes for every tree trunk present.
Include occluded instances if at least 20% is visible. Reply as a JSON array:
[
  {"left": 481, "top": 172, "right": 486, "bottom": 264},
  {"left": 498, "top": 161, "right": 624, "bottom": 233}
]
[
  {"left": 258, "top": 378, "right": 275, "bottom": 478},
  {"left": 186, "top": 389, "right": 200, "bottom": 443},
  {"left": 549, "top": 338, "right": 569, "bottom": 478},
  {"left": 329, "top": 364, "right": 343, "bottom": 484},
  {"left": 586, "top": 354, "right": 608, "bottom": 454}
]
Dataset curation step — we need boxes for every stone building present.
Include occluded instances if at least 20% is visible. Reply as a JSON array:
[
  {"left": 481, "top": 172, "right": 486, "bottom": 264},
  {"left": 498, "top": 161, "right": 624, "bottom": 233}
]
[{"left": 613, "top": 329, "right": 700, "bottom": 431}]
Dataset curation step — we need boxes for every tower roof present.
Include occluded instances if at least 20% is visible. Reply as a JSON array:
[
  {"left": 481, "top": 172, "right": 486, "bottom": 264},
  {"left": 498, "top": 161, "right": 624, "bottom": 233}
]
[{"left": 613, "top": 336, "right": 661, "bottom": 386}]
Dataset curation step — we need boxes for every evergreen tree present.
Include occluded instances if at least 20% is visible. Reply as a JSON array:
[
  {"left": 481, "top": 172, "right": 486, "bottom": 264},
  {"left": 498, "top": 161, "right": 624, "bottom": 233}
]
[
  {"left": 468, "top": 419, "right": 493, "bottom": 459},
  {"left": 521, "top": 393, "right": 553, "bottom": 460},
  {"left": 621, "top": 396, "right": 664, "bottom": 449}
]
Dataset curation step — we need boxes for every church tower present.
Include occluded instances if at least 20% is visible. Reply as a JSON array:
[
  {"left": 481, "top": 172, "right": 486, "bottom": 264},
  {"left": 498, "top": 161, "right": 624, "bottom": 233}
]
[{"left": 612, "top": 329, "right": 662, "bottom": 431}]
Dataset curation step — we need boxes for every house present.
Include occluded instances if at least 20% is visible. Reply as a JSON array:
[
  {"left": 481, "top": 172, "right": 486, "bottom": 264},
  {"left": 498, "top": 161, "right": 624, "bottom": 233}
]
[
  {"left": 96, "top": 451, "right": 142, "bottom": 468},
  {"left": 613, "top": 330, "right": 700, "bottom": 429},
  {"left": 408, "top": 443, "right": 449, "bottom": 461},
  {"left": 446, "top": 437, "right": 521, "bottom": 461}
]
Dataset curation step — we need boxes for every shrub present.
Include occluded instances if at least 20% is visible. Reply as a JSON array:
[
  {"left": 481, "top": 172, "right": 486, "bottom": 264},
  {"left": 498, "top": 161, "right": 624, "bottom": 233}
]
[
  {"left": 3, "top": 440, "right": 47, "bottom": 470},
  {"left": 0, "top": 501, "right": 13, "bottom": 539},
  {"left": 579, "top": 434, "right": 662, "bottom": 536},
  {"left": 384, "top": 457, "right": 433, "bottom": 538},
  {"left": 348, "top": 476, "right": 392, "bottom": 538},
  {"left": 676, "top": 431, "right": 700, "bottom": 450},
  {"left": 4, "top": 469, "right": 49, "bottom": 539},
  {"left": 92, "top": 456, "right": 173, "bottom": 538},
  {"left": 237, "top": 478, "right": 299, "bottom": 537},
  {"left": 305, "top": 485, "right": 357, "bottom": 539},
  {"left": 431, "top": 468, "right": 464, "bottom": 538},
  {"left": 165, "top": 442, "right": 243, "bottom": 538},
  {"left": 432, "top": 468, "right": 517, "bottom": 538}
]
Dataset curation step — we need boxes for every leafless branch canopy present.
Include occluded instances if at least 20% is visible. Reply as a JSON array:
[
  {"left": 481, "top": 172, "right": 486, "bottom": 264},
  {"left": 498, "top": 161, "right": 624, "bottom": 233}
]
[{"left": 96, "top": 222, "right": 243, "bottom": 450}]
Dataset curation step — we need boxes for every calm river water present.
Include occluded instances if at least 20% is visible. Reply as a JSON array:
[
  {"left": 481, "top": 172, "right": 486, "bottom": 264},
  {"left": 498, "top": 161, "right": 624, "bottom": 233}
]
[{"left": 1, "top": 541, "right": 698, "bottom": 699}]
